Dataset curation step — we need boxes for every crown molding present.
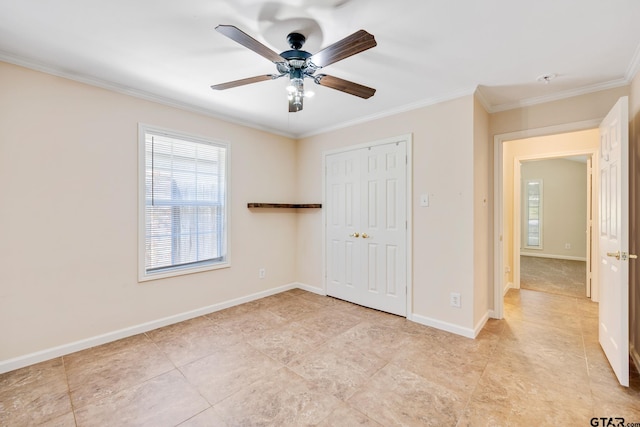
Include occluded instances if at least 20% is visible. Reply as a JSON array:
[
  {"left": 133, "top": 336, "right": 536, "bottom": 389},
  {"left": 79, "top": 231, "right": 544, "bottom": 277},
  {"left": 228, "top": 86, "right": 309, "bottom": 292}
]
[
  {"left": 297, "top": 86, "right": 478, "bottom": 139},
  {"left": 625, "top": 40, "right": 640, "bottom": 82},
  {"left": 0, "top": 52, "right": 298, "bottom": 139},
  {"left": 473, "top": 87, "right": 492, "bottom": 112},
  {"left": 487, "top": 78, "right": 630, "bottom": 113}
]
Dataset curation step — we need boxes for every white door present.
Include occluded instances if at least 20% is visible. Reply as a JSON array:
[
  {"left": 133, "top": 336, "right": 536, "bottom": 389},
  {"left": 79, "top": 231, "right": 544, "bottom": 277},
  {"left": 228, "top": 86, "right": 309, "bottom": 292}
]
[
  {"left": 598, "top": 96, "right": 630, "bottom": 387},
  {"left": 326, "top": 149, "right": 362, "bottom": 307},
  {"left": 325, "top": 141, "right": 407, "bottom": 316}
]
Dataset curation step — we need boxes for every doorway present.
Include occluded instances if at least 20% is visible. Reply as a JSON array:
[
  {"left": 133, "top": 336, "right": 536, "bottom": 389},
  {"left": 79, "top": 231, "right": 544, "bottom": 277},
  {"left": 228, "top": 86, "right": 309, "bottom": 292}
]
[
  {"left": 516, "top": 155, "right": 592, "bottom": 299},
  {"left": 323, "top": 135, "right": 412, "bottom": 316},
  {"left": 493, "top": 124, "right": 601, "bottom": 319}
]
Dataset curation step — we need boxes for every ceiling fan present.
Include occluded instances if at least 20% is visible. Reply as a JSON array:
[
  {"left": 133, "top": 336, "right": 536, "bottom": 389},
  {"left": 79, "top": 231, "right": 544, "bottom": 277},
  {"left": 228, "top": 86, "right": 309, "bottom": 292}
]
[{"left": 211, "top": 25, "right": 377, "bottom": 112}]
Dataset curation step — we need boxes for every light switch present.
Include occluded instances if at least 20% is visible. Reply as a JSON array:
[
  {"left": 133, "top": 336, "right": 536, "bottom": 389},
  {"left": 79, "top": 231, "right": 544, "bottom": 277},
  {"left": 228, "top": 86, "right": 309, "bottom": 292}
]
[{"left": 420, "top": 194, "right": 429, "bottom": 207}]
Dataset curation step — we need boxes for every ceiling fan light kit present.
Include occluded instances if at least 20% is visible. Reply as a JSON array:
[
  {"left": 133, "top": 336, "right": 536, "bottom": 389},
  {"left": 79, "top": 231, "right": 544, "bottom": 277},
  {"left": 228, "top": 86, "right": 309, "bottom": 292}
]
[{"left": 211, "top": 25, "right": 377, "bottom": 112}]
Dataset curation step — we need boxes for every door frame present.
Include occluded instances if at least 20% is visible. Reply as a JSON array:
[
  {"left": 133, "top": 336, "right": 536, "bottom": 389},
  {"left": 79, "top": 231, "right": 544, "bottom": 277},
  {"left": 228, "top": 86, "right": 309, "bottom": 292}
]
[
  {"left": 493, "top": 119, "right": 601, "bottom": 319},
  {"left": 512, "top": 150, "right": 597, "bottom": 299},
  {"left": 322, "top": 134, "right": 413, "bottom": 319}
]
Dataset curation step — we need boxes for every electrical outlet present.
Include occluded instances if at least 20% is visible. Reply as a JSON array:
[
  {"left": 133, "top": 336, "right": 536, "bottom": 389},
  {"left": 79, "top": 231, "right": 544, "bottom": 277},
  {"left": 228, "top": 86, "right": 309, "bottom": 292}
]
[
  {"left": 565, "top": 243, "right": 571, "bottom": 249},
  {"left": 259, "top": 268, "right": 266, "bottom": 279},
  {"left": 450, "top": 292, "right": 461, "bottom": 308}
]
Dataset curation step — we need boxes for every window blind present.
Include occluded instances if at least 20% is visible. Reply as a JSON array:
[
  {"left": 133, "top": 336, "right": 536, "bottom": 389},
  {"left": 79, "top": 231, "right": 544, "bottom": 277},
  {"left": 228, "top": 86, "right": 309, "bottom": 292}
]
[{"left": 144, "top": 131, "right": 227, "bottom": 274}]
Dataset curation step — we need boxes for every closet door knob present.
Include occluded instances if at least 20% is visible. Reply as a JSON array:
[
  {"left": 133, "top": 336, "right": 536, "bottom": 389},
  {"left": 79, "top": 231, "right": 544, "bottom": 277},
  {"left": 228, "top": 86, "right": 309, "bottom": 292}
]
[
  {"left": 606, "top": 251, "right": 621, "bottom": 260},
  {"left": 361, "top": 233, "right": 370, "bottom": 239},
  {"left": 349, "top": 232, "right": 360, "bottom": 238}
]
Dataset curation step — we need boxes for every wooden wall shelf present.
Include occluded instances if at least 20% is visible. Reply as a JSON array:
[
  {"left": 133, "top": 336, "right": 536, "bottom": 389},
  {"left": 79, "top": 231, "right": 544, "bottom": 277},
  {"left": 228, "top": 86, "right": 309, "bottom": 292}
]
[{"left": 247, "top": 203, "right": 322, "bottom": 209}]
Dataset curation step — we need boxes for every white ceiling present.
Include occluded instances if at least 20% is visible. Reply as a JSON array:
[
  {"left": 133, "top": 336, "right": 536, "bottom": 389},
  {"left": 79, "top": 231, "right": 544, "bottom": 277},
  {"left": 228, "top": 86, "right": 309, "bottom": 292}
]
[{"left": 1, "top": 0, "right": 639, "bottom": 138}]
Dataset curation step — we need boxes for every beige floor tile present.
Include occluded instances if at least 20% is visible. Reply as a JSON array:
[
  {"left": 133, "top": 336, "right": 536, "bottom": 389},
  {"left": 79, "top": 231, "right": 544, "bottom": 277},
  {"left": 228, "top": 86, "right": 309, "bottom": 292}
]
[
  {"left": 577, "top": 298, "right": 599, "bottom": 318},
  {"left": 178, "top": 407, "right": 229, "bottom": 427},
  {"left": 294, "top": 307, "right": 364, "bottom": 340},
  {"left": 263, "top": 296, "right": 326, "bottom": 322},
  {"left": 592, "top": 400, "right": 640, "bottom": 424},
  {"left": 74, "top": 370, "right": 209, "bottom": 427},
  {"left": 505, "top": 303, "right": 583, "bottom": 335},
  {"left": 520, "top": 256, "right": 587, "bottom": 298},
  {"left": 390, "top": 339, "right": 487, "bottom": 397},
  {"left": 348, "top": 363, "right": 467, "bottom": 426},
  {"left": 206, "top": 306, "right": 288, "bottom": 339},
  {"left": 506, "top": 397, "right": 594, "bottom": 426},
  {"left": 590, "top": 362, "right": 640, "bottom": 416},
  {"left": 478, "top": 343, "right": 591, "bottom": 403},
  {"left": 456, "top": 397, "right": 512, "bottom": 427},
  {"left": 239, "top": 292, "right": 299, "bottom": 312},
  {"left": 332, "top": 320, "right": 410, "bottom": 361},
  {"left": 288, "top": 338, "right": 387, "bottom": 400},
  {"left": 179, "top": 340, "right": 283, "bottom": 404},
  {"left": 247, "top": 320, "right": 328, "bottom": 364},
  {"left": 0, "top": 358, "right": 73, "bottom": 426},
  {"left": 316, "top": 402, "right": 384, "bottom": 426},
  {"left": 39, "top": 411, "right": 77, "bottom": 427},
  {"left": 64, "top": 334, "right": 174, "bottom": 408},
  {"left": 499, "top": 316, "right": 585, "bottom": 359},
  {"left": 146, "top": 315, "right": 242, "bottom": 366},
  {"left": 214, "top": 367, "right": 341, "bottom": 426}
]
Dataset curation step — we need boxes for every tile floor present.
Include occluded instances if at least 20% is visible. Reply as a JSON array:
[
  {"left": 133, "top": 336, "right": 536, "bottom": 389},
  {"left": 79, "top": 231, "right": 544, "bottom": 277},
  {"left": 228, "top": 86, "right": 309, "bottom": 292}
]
[
  {"left": 1, "top": 288, "right": 639, "bottom": 426},
  {"left": 520, "top": 256, "right": 587, "bottom": 298}
]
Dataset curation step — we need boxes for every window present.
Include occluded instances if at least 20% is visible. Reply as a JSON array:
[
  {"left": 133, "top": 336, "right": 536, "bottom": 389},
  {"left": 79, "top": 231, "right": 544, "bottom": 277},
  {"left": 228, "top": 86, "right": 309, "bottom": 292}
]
[
  {"left": 524, "top": 179, "right": 543, "bottom": 249},
  {"left": 139, "top": 124, "right": 229, "bottom": 281}
]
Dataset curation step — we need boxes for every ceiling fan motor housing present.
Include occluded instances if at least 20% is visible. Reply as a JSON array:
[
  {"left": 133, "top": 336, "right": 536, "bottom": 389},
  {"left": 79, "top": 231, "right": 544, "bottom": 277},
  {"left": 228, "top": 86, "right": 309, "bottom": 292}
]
[{"left": 287, "top": 32, "right": 306, "bottom": 50}]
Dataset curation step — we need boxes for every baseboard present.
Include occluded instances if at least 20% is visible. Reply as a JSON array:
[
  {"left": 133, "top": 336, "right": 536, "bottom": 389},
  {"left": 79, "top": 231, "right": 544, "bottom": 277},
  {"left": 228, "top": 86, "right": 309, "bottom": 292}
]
[
  {"left": 473, "top": 311, "right": 490, "bottom": 337},
  {"left": 504, "top": 281, "right": 513, "bottom": 296},
  {"left": 521, "top": 252, "right": 587, "bottom": 262},
  {"left": 0, "top": 283, "right": 301, "bottom": 375},
  {"left": 410, "top": 313, "right": 475, "bottom": 339},
  {"left": 631, "top": 344, "right": 640, "bottom": 377},
  {"left": 295, "top": 282, "right": 325, "bottom": 295}
]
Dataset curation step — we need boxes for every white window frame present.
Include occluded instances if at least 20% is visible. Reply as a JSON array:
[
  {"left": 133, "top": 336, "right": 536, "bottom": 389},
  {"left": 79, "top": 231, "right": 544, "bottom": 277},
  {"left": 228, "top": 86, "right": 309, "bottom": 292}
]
[
  {"left": 138, "top": 123, "right": 230, "bottom": 282},
  {"left": 523, "top": 178, "right": 543, "bottom": 250}
]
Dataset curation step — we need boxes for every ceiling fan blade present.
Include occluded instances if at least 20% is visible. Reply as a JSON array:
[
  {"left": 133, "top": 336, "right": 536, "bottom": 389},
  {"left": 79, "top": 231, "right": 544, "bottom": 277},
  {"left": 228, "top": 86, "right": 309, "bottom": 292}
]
[
  {"left": 314, "top": 74, "right": 376, "bottom": 99},
  {"left": 308, "top": 30, "right": 376, "bottom": 68},
  {"left": 215, "top": 25, "right": 284, "bottom": 64},
  {"left": 211, "top": 74, "right": 276, "bottom": 90}
]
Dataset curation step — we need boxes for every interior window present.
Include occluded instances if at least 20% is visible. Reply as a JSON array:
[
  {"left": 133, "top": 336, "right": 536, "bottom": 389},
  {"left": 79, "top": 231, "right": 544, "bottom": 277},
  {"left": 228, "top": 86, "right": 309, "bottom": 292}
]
[{"left": 524, "top": 179, "right": 543, "bottom": 249}]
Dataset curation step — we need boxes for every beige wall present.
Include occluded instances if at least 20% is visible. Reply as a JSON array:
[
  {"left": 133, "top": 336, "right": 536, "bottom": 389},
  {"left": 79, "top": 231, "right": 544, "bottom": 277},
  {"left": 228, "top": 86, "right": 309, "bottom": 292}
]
[
  {"left": 501, "top": 129, "right": 599, "bottom": 286},
  {"left": 520, "top": 158, "right": 587, "bottom": 259},
  {"left": 473, "top": 94, "right": 492, "bottom": 325},
  {"left": 490, "top": 86, "right": 630, "bottom": 137},
  {"left": 630, "top": 71, "right": 640, "bottom": 368},
  {"left": 0, "top": 62, "right": 298, "bottom": 363},
  {"left": 297, "top": 95, "right": 484, "bottom": 333}
]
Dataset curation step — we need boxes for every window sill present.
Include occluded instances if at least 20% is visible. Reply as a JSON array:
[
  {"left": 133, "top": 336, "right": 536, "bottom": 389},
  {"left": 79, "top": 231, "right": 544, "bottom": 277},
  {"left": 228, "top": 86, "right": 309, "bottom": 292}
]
[
  {"left": 138, "top": 261, "right": 230, "bottom": 282},
  {"left": 247, "top": 203, "right": 321, "bottom": 209}
]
